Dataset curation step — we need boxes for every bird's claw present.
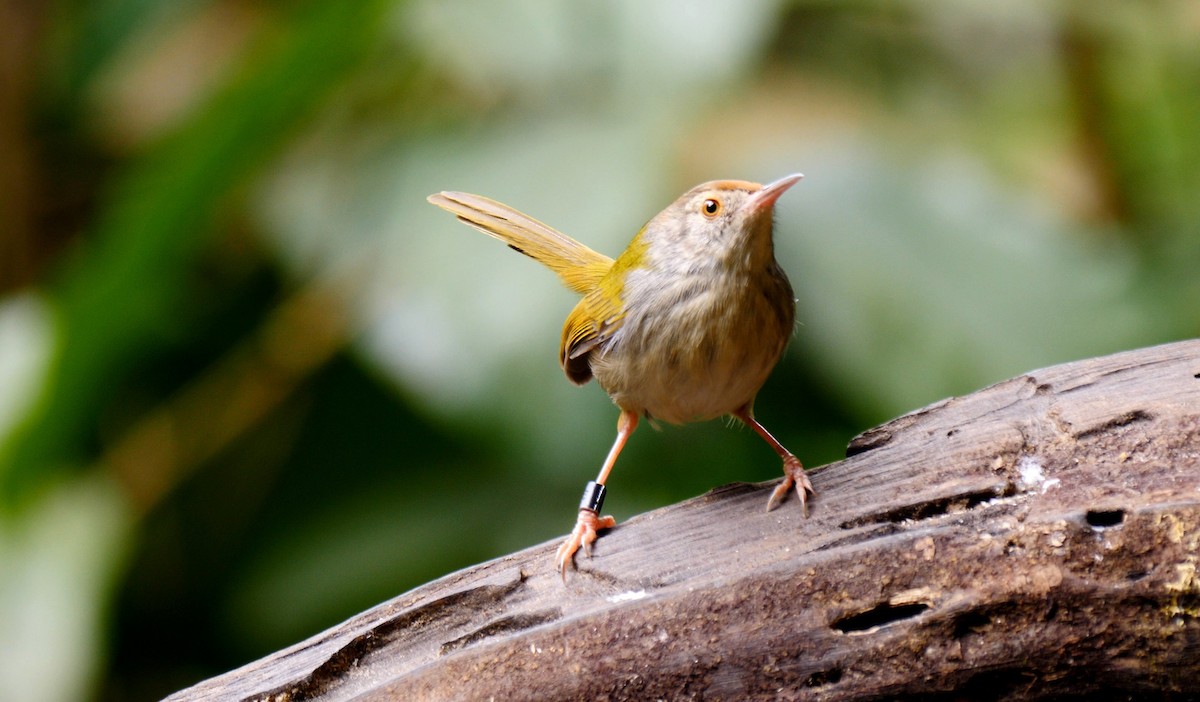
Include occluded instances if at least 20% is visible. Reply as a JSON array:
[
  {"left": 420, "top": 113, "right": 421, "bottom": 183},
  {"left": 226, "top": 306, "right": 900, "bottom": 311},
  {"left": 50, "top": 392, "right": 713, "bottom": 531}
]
[
  {"left": 555, "top": 508, "right": 616, "bottom": 579},
  {"left": 766, "top": 453, "right": 814, "bottom": 516}
]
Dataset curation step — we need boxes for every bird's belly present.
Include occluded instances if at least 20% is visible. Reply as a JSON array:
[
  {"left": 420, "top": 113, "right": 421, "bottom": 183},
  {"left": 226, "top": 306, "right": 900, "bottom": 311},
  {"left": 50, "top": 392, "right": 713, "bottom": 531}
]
[{"left": 590, "top": 289, "right": 790, "bottom": 424}]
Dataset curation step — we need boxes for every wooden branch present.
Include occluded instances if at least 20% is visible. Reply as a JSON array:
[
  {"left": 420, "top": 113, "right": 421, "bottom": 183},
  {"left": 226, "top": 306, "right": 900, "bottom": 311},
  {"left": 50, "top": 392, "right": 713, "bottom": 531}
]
[{"left": 167, "top": 340, "right": 1200, "bottom": 701}]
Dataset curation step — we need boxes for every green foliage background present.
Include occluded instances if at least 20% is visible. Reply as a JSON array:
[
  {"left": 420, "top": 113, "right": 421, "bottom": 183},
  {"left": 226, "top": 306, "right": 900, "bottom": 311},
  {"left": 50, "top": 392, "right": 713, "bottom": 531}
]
[{"left": 0, "top": 1, "right": 1196, "bottom": 699}]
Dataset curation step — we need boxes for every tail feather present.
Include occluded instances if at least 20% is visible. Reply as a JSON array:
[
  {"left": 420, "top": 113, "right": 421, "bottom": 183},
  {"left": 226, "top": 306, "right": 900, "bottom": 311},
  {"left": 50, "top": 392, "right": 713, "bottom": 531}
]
[{"left": 428, "top": 191, "right": 613, "bottom": 295}]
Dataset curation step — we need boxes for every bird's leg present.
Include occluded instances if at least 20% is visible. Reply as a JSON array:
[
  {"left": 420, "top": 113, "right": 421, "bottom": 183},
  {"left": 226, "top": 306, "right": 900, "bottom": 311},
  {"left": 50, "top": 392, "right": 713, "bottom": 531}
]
[
  {"left": 556, "top": 409, "right": 639, "bottom": 578},
  {"left": 733, "top": 404, "right": 814, "bottom": 515}
]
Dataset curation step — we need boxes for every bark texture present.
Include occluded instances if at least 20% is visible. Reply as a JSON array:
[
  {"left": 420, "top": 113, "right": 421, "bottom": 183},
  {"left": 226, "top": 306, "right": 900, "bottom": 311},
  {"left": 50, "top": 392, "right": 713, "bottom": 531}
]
[{"left": 167, "top": 340, "right": 1200, "bottom": 701}]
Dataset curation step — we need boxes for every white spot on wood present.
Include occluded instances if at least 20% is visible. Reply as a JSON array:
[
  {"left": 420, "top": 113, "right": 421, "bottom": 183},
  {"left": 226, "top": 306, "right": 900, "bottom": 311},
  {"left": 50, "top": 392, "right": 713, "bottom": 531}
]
[
  {"left": 606, "top": 590, "right": 648, "bottom": 603},
  {"left": 1017, "top": 456, "right": 1060, "bottom": 493}
]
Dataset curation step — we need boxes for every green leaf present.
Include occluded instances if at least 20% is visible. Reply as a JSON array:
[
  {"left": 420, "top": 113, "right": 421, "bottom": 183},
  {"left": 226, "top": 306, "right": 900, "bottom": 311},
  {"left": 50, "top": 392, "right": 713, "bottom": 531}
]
[{"left": 1, "top": 0, "right": 396, "bottom": 506}]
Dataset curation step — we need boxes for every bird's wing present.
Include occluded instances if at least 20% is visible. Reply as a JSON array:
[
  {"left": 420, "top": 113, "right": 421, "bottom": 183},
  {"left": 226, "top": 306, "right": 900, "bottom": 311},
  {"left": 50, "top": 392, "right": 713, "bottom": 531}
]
[
  {"left": 427, "top": 191, "right": 613, "bottom": 295},
  {"left": 559, "top": 287, "right": 623, "bottom": 386}
]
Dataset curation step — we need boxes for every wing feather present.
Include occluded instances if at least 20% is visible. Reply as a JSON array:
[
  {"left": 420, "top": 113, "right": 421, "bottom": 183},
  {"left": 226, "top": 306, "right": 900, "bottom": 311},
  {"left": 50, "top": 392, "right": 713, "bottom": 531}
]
[{"left": 559, "top": 288, "right": 623, "bottom": 385}]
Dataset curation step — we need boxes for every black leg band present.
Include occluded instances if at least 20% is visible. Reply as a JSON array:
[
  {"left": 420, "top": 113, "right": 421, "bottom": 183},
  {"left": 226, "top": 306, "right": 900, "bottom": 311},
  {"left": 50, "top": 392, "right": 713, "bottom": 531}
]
[{"left": 579, "top": 480, "right": 606, "bottom": 513}]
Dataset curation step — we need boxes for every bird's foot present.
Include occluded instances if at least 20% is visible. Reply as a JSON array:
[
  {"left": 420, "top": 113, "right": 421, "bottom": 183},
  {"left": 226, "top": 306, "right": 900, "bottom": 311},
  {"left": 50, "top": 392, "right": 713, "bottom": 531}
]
[
  {"left": 555, "top": 508, "right": 616, "bottom": 578},
  {"left": 766, "top": 453, "right": 814, "bottom": 516}
]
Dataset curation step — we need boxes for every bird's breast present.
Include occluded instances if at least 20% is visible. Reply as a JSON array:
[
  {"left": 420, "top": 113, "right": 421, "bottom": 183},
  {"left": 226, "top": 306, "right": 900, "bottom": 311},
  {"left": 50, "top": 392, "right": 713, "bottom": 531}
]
[{"left": 590, "top": 265, "right": 794, "bottom": 424}]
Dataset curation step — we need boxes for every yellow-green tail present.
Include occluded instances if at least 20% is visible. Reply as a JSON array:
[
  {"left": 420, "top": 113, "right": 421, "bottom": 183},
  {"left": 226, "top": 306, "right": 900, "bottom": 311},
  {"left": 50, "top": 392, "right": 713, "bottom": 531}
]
[{"left": 428, "top": 191, "right": 613, "bottom": 296}]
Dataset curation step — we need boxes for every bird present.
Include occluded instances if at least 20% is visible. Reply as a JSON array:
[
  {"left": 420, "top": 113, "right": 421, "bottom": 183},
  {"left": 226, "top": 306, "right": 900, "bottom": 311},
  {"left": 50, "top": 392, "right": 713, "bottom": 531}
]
[{"left": 427, "top": 174, "right": 813, "bottom": 577}]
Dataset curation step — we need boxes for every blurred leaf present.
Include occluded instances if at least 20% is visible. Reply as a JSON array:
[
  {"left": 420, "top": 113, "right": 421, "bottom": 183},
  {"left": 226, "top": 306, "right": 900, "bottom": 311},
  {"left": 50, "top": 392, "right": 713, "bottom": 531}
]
[
  {"left": 1, "top": 0, "right": 396, "bottom": 505},
  {"left": 401, "top": 0, "right": 787, "bottom": 103},
  {"left": 0, "top": 474, "right": 131, "bottom": 702},
  {"left": 0, "top": 296, "right": 53, "bottom": 449},
  {"left": 779, "top": 140, "right": 1155, "bottom": 420},
  {"left": 53, "top": 0, "right": 196, "bottom": 105}
]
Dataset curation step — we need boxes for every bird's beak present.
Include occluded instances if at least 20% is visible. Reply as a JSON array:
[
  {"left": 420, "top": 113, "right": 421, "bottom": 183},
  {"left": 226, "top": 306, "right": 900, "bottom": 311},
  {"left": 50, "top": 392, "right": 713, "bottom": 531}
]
[{"left": 752, "top": 173, "right": 804, "bottom": 211}]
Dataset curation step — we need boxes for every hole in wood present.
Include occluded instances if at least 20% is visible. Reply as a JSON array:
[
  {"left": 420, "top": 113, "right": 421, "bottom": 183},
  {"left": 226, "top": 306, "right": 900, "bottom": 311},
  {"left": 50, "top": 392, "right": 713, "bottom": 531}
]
[
  {"left": 1085, "top": 508, "right": 1126, "bottom": 528},
  {"left": 832, "top": 602, "right": 930, "bottom": 633},
  {"left": 803, "top": 667, "right": 843, "bottom": 688},
  {"left": 952, "top": 610, "right": 991, "bottom": 638},
  {"left": 954, "top": 667, "right": 1034, "bottom": 701}
]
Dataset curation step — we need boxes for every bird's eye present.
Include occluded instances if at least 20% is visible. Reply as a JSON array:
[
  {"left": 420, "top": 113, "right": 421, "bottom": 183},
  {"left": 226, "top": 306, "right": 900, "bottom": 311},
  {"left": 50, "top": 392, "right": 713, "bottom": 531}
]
[{"left": 701, "top": 198, "right": 722, "bottom": 218}]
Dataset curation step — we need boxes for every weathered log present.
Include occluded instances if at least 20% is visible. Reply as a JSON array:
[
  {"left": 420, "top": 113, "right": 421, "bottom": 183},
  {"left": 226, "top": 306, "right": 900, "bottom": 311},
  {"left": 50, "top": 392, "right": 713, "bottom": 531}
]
[{"left": 167, "top": 340, "right": 1200, "bottom": 701}]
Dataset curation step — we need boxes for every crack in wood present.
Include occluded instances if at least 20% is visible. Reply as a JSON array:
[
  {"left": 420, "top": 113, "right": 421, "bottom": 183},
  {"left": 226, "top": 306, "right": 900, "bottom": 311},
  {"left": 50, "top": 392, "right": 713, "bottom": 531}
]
[
  {"left": 845, "top": 400, "right": 951, "bottom": 456},
  {"left": 1073, "top": 409, "right": 1153, "bottom": 440},
  {"left": 839, "top": 483, "right": 1015, "bottom": 529},
  {"left": 251, "top": 575, "right": 528, "bottom": 701},
  {"left": 438, "top": 609, "right": 562, "bottom": 655}
]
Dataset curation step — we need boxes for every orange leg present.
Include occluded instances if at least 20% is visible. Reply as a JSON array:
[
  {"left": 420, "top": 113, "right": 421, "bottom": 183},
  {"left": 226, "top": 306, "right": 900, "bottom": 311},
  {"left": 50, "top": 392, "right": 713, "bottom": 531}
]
[
  {"left": 555, "top": 409, "right": 639, "bottom": 577},
  {"left": 733, "top": 404, "right": 814, "bottom": 515}
]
